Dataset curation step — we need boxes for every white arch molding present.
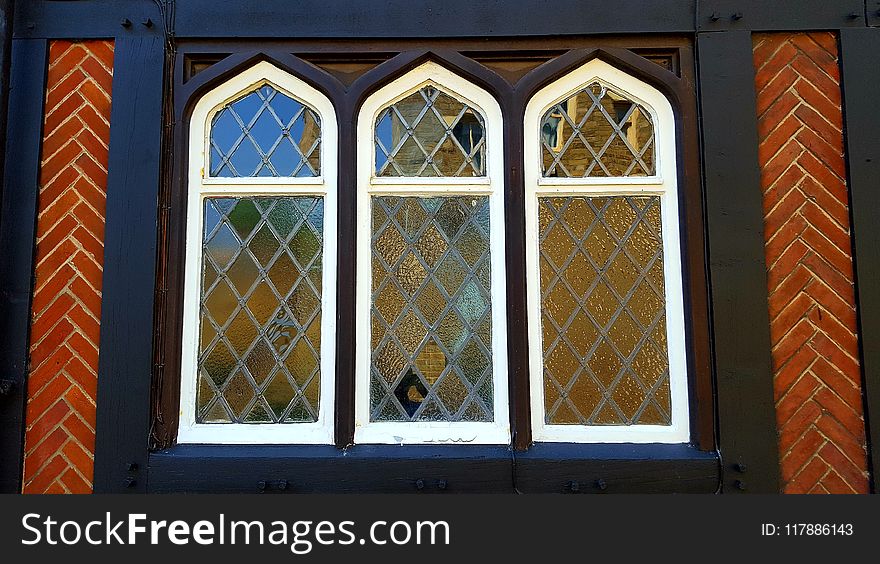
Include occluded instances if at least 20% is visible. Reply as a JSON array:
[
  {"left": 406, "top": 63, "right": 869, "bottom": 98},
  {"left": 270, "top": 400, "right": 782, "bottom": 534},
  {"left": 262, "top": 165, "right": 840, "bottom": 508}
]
[{"left": 524, "top": 59, "right": 690, "bottom": 444}]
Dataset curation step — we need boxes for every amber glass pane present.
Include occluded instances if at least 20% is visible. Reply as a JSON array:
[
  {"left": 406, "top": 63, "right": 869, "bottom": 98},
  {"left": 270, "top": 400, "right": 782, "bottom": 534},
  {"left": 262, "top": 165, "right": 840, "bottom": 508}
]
[
  {"left": 540, "top": 82, "right": 655, "bottom": 178},
  {"left": 197, "top": 196, "right": 323, "bottom": 423},
  {"left": 210, "top": 84, "right": 321, "bottom": 177},
  {"left": 375, "top": 86, "right": 485, "bottom": 177},
  {"left": 539, "top": 196, "right": 670, "bottom": 426},
  {"left": 371, "top": 196, "right": 493, "bottom": 422}
]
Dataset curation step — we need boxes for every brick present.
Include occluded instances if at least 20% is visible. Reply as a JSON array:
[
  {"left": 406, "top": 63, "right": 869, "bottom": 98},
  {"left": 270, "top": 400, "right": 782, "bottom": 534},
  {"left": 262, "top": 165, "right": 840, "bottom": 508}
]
[
  {"left": 796, "top": 127, "right": 847, "bottom": 180},
  {"left": 23, "top": 40, "right": 113, "bottom": 495},
  {"left": 784, "top": 456, "right": 827, "bottom": 494},
  {"left": 818, "top": 444, "right": 868, "bottom": 493},
  {"left": 754, "top": 40, "right": 798, "bottom": 91},
  {"left": 776, "top": 372, "right": 819, "bottom": 425},
  {"left": 758, "top": 115, "right": 802, "bottom": 168},
  {"left": 780, "top": 427, "right": 825, "bottom": 481},
  {"left": 774, "top": 345, "right": 816, "bottom": 398},
  {"left": 768, "top": 265, "right": 811, "bottom": 319},
  {"left": 756, "top": 65, "right": 799, "bottom": 116},
  {"left": 770, "top": 292, "right": 813, "bottom": 346},
  {"left": 810, "top": 357, "right": 863, "bottom": 408}
]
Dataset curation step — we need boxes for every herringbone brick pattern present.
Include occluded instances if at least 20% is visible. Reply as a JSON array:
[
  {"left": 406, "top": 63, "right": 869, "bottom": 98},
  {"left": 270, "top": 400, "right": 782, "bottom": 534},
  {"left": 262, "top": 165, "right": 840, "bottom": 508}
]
[
  {"left": 753, "top": 32, "right": 868, "bottom": 494},
  {"left": 22, "top": 40, "right": 114, "bottom": 494}
]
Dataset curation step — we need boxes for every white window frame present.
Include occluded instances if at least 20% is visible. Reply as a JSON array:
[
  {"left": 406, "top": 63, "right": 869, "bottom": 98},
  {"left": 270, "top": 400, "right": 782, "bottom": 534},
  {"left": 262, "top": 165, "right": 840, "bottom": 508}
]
[
  {"left": 354, "top": 62, "right": 509, "bottom": 445},
  {"left": 524, "top": 59, "right": 690, "bottom": 444},
  {"left": 178, "top": 61, "right": 337, "bottom": 444}
]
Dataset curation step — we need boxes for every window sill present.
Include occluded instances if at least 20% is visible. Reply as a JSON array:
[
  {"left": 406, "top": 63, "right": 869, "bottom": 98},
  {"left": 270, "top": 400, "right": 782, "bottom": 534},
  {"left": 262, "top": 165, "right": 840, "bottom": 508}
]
[{"left": 147, "top": 443, "right": 719, "bottom": 493}]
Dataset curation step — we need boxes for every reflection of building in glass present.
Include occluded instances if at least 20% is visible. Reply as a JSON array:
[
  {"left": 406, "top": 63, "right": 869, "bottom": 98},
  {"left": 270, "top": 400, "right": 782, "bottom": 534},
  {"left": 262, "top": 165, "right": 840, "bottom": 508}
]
[
  {"left": 541, "top": 83, "right": 654, "bottom": 178},
  {"left": 375, "top": 85, "right": 486, "bottom": 177}
]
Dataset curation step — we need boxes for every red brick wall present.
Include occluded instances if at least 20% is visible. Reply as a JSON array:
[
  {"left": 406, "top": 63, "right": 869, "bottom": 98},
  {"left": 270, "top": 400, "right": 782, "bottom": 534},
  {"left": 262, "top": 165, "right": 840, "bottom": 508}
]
[
  {"left": 22, "top": 40, "right": 113, "bottom": 494},
  {"left": 753, "top": 32, "right": 869, "bottom": 493}
]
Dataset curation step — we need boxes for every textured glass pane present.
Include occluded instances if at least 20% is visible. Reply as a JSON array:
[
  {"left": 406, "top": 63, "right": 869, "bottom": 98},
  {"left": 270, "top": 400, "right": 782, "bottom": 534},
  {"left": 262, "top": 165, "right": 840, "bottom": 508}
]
[
  {"left": 375, "top": 86, "right": 486, "bottom": 177},
  {"left": 540, "top": 83, "right": 655, "bottom": 178},
  {"left": 539, "top": 196, "right": 670, "bottom": 426},
  {"left": 371, "top": 196, "right": 492, "bottom": 421},
  {"left": 210, "top": 84, "right": 321, "bottom": 177},
  {"left": 197, "top": 196, "right": 323, "bottom": 423}
]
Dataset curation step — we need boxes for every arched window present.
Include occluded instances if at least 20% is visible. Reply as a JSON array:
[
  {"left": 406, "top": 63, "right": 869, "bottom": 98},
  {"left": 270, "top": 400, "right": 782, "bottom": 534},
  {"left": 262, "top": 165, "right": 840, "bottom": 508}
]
[
  {"left": 178, "top": 62, "right": 337, "bottom": 444},
  {"left": 525, "top": 60, "right": 689, "bottom": 443},
  {"left": 355, "top": 62, "right": 508, "bottom": 444}
]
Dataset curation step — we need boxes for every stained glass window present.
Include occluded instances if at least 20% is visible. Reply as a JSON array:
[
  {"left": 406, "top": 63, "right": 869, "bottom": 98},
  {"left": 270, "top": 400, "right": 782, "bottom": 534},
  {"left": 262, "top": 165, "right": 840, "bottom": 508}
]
[
  {"left": 540, "top": 82, "right": 654, "bottom": 178},
  {"left": 197, "top": 196, "right": 324, "bottom": 424},
  {"left": 375, "top": 86, "right": 485, "bottom": 177},
  {"left": 538, "top": 196, "right": 671, "bottom": 426},
  {"left": 370, "top": 196, "right": 493, "bottom": 422},
  {"left": 210, "top": 84, "right": 321, "bottom": 177}
]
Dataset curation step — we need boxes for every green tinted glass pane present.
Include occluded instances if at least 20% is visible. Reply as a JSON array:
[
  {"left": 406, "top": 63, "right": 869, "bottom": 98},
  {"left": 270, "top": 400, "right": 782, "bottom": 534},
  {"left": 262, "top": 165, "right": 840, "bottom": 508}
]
[
  {"left": 196, "top": 196, "right": 324, "bottom": 424},
  {"left": 541, "top": 82, "right": 655, "bottom": 178},
  {"left": 370, "top": 196, "right": 492, "bottom": 422},
  {"left": 539, "top": 196, "right": 670, "bottom": 426},
  {"left": 375, "top": 86, "right": 485, "bottom": 178},
  {"left": 210, "top": 85, "right": 321, "bottom": 177}
]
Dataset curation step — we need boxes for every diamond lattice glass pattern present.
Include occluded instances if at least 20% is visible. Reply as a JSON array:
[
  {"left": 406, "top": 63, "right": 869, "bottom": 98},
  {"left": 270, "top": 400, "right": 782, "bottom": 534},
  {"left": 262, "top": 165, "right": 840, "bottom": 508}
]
[
  {"left": 375, "top": 86, "right": 486, "bottom": 177},
  {"left": 539, "top": 196, "right": 671, "bottom": 426},
  {"left": 540, "top": 82, "right": 655, "bottom": 178},
  {"left": 197, "top": 196, "right": 324, "bottom": 424},
  {"left": 371, "top": 196, "right": 493, "bottom": 422},
  {"left": 210, "top": 84, "right": 321, "bottom": 177}
]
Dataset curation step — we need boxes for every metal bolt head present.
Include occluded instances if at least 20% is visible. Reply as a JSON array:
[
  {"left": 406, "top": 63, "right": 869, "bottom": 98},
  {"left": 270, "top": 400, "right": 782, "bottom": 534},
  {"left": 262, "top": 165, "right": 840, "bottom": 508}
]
[
  {"left": 848, "top": 12, "right": 862, "bottom": 20},
  {"left": 415, "top": 479, "right": 425, "bottom": 490},
  {"left": 127, "top": 462, "right": 139, "bottom": 472},
  {"left": 125, "top": 477, "right": 137, "bottom": 488},
  {"left": 142, "top": 18, "right": 154, "bottom": 28},
  {"left": 121, "top": 18, "right": 132, "bottom": 28},
  {"left": 595, "top": 479, "right": 608, "bottom": 491},
  {"left": 734, "top": 480, "right": 747, "bottom": 491},
  {"left": 568, "top": 480, "right": 580, "bottom": 493},
  {"left": 257, "top": 480, "right": 267, "bottom": 492},
  {"left": 437, "top": 480, "right": 448, "bottom": 490},
  {"left": 709, "top": 12, "right": 721, "bottom": 22},
  {"left": 734, "top": 462, "right": 747, "bottom": 474},
  {"left": 732, "top": 12, "right": 743, "bottom": 20}
]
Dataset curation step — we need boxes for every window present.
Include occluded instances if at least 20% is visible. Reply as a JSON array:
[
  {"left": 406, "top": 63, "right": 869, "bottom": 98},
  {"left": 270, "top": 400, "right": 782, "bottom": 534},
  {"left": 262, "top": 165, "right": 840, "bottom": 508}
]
[
  {"left": 354, "top": 62, "right": 509, "bottom": 444},
  {"left": 525, "top": 59, "right": 689, "bottom": 443},
  {"left": 178, "top": 62, "right": 337, "bottom": 444}
]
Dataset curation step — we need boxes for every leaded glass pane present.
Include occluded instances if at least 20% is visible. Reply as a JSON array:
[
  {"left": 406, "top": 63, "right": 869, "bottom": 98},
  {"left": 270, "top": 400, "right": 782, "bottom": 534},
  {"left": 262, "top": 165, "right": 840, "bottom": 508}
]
[
  {"left": 371, "top": 196, "right": 493, "bottom": 422},
  {"left": 197, "top": 196, "right": 324, "bottom": 423},
  {"left": 539, "top": 196, "right": 671, "bottom": 426},
  {"left": 210, "top": 84, "right": 321, "bottom": 177},
  {"left": 540, "top": 83, "right": 655, "bottom": 178},
  {"left": 375, "top": 86, "right": 486, "bottom": 177}
]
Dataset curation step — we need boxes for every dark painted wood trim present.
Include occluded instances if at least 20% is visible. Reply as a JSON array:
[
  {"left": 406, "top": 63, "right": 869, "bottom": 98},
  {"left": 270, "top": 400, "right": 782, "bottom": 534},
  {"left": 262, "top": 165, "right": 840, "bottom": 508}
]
[
  {"left": 13, "top": 0, "right": 161, "bottom": 40},
  {"left": 92, "top": 36, "right": 165, "bottom": 494},
  {"left": 515, "top": 443, "right": 719, "bottom": 493},
  {"left": 697, "top": 0, "right": 867, "bottom": 31},
  {"left": 0, "top": 38, "right": 46, "bottom": 494},
  {"left": 0, "top": 0, "right": 14, "bottom": 212},
  {"left": 870, "top": 1, "right": 880, "bottom": 27},
  {"left": 148, "top": 443, "right": 717, "bottom": 493},
  {"left": 839, "top": 27, "right": 880, "bottom": 494},
  {"left": 696, "top": 30, "right": 780, "bottom": 493},
  {"left": 174, "top": 0, "right": 697, "bottom": 39}
]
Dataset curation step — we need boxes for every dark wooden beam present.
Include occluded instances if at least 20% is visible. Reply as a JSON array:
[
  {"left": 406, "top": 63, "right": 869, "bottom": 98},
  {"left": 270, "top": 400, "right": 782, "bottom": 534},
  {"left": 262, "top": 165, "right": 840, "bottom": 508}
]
[
  {"left": 0, "top": 39, "right": 46, "bottom": 494},
  {"left": 839, "top": 27, "right": 880, "bottom": 494},
  {"left": 697, "top": 30, "right": 780, "bottom": 493}
]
